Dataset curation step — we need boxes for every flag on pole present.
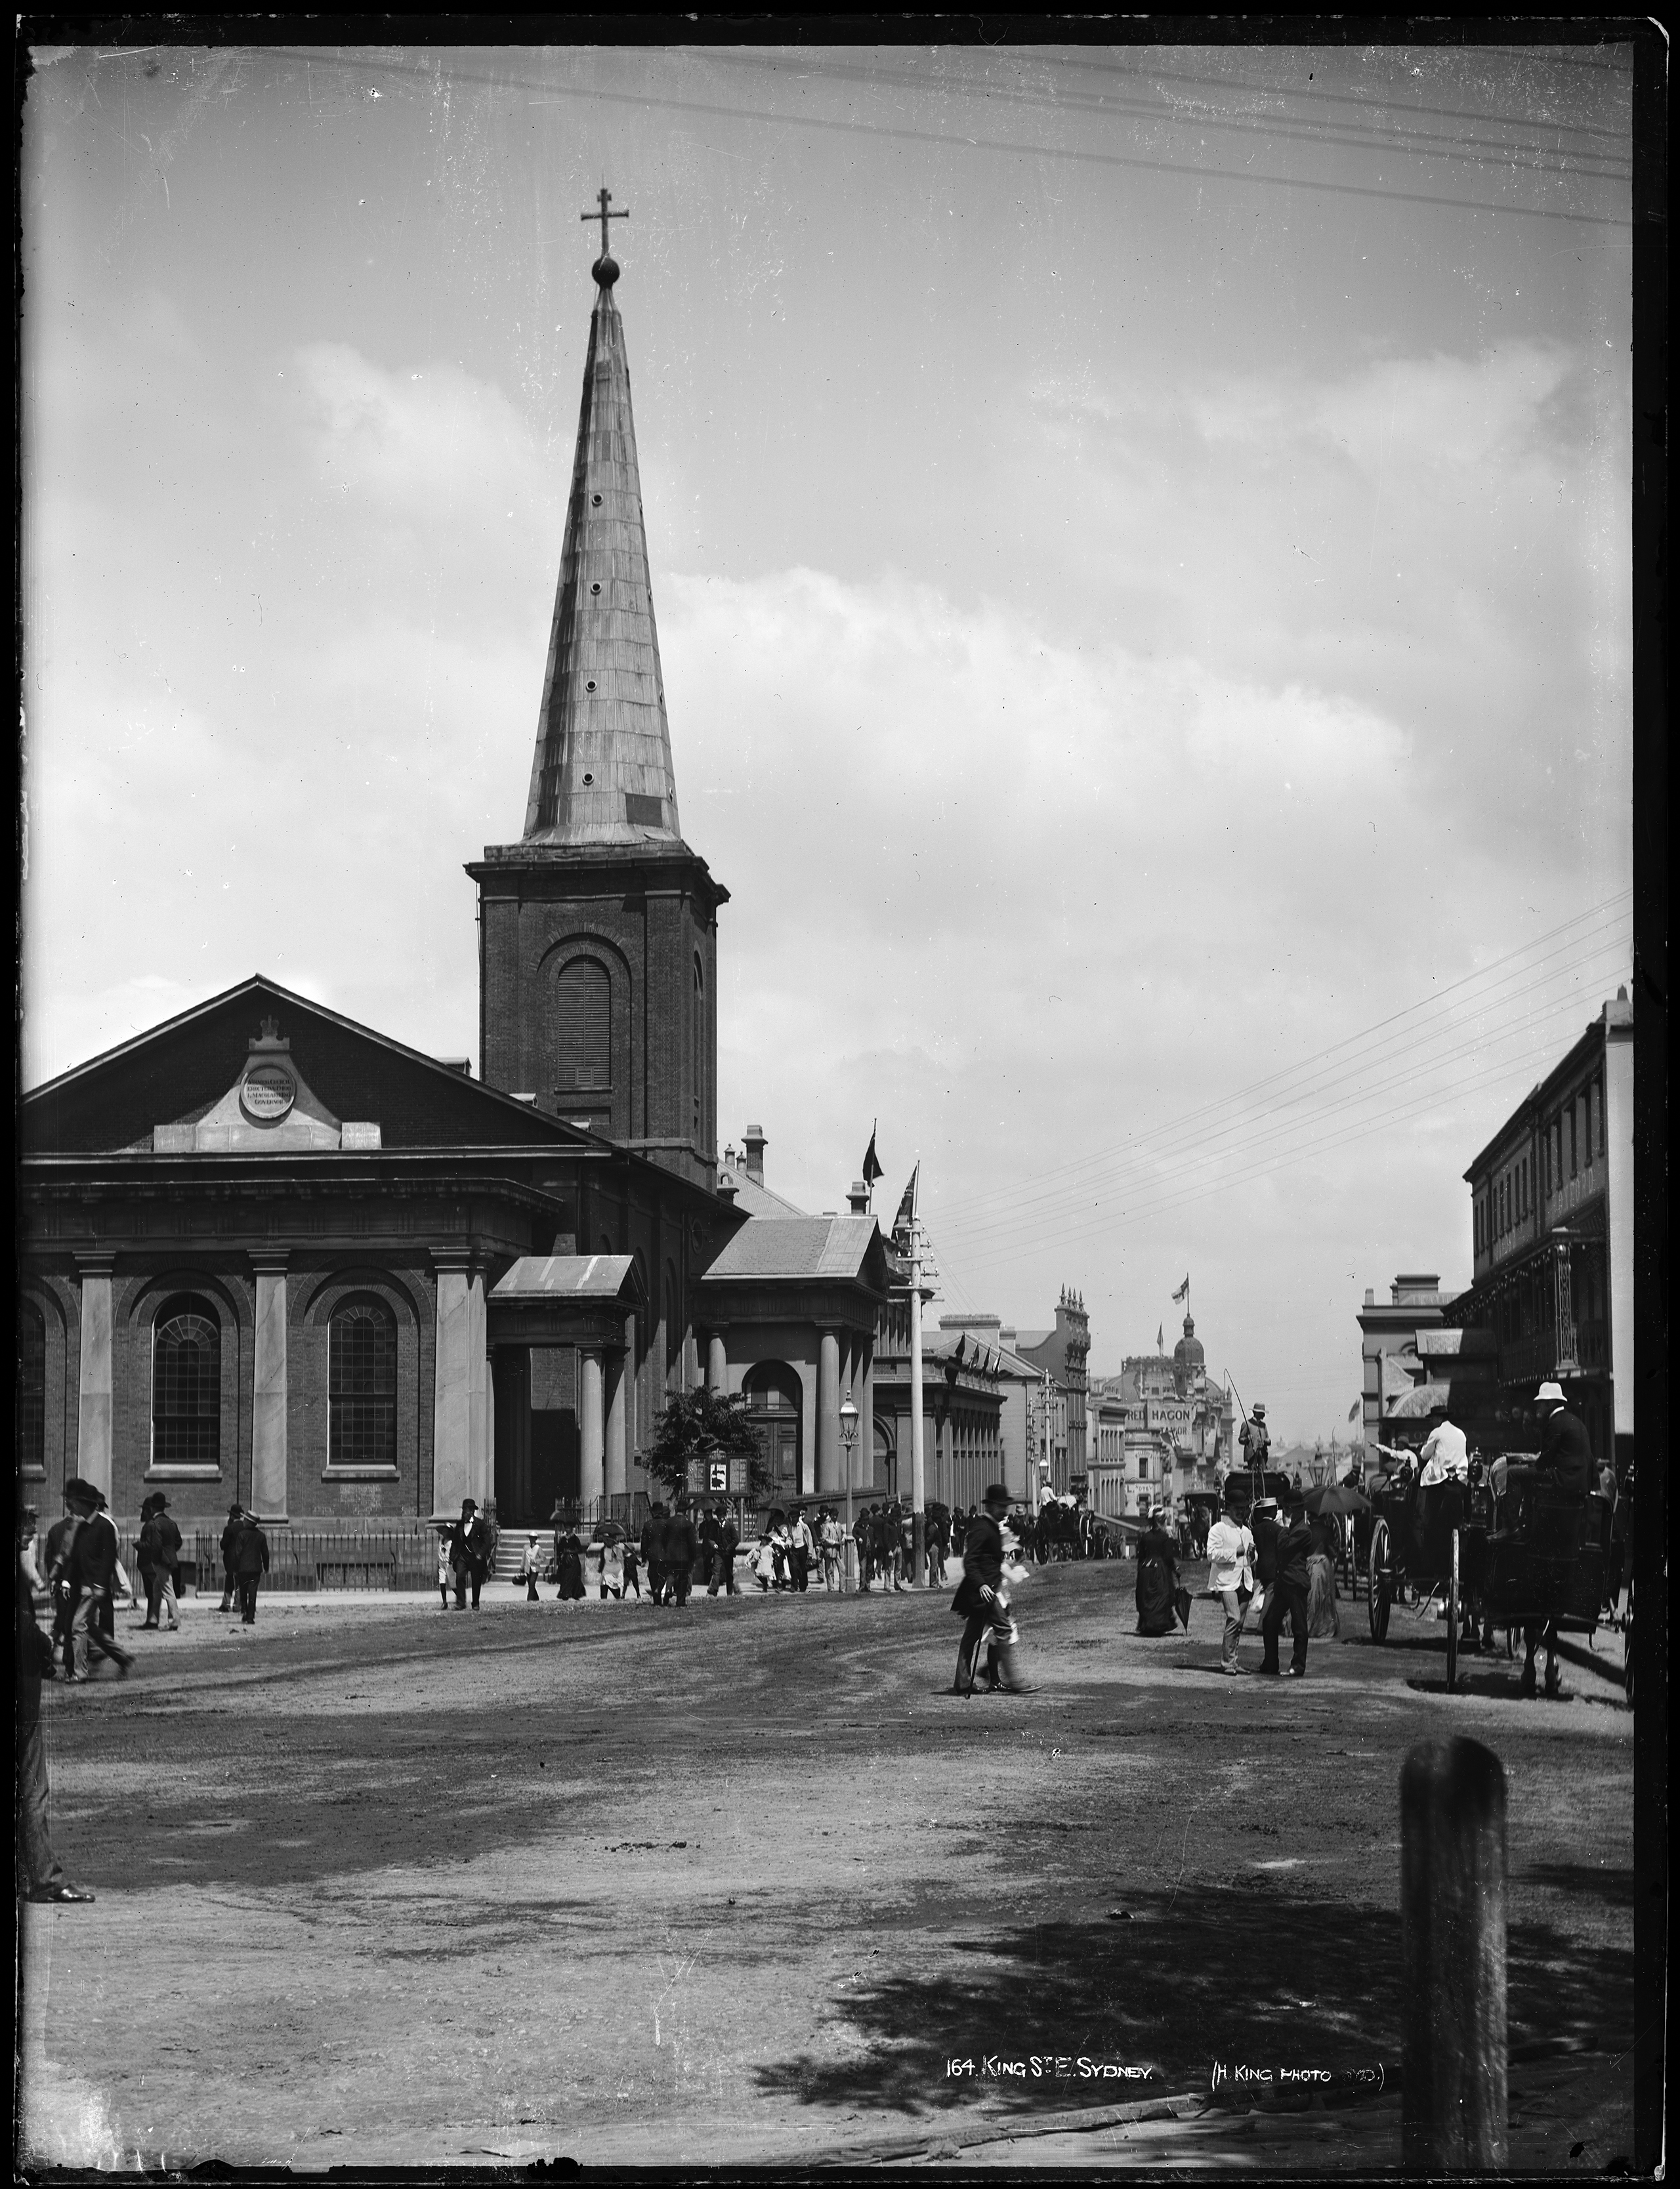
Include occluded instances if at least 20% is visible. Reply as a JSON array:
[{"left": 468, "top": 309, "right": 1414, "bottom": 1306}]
[
  {"left": 1157, "top": 1324, "right": 1164, "bottom": 1351},
  {"left": 892, "top": 1163, "right": 919, "bottom": 1245},
  {"left": 1347, "top": 1399, "right": 1360, "bottom": 1423},
  {"left": 862, "top": 1122, "right": 884, "bottom": 1188},
  {"left": 1171, "top": 1274, "right": 1190, "bottom": 1304}
]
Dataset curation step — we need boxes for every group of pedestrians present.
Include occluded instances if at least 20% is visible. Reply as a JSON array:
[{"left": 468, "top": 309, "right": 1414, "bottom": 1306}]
[
  {"left": 1200, "top": 1479, "right": 1339, "bottom": 1677},
  {"left": 852, "top": 1499, "right": 954, "bottom": 1589}
]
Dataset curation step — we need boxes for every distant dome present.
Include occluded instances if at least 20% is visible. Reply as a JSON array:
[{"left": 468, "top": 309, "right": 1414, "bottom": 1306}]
[{"left": 1173, "top": 1314, "right": 1205, "bottom": 1392}]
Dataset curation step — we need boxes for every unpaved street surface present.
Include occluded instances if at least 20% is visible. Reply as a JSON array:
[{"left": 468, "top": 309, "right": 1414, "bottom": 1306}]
[{"left": 19, "top": 1564, "right": 1633, "bottom": 2171}]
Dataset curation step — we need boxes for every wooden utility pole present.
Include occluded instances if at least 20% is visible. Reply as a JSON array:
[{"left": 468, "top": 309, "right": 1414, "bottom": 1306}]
[{"left": 1400, "top": 1736, "right": 1508, "bottom": 2173}]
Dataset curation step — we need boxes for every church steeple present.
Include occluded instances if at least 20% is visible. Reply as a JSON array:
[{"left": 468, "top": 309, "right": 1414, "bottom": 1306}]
[
  {"left": 523, "top": 230, "right": 682, "bottom": 848},
  {"left": 471, "top": 206, "right": 724, "bottom": 1192}
]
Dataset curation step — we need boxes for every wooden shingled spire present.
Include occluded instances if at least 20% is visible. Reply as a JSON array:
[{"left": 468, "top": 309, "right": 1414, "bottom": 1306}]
[{"left": 522, "top": 212, "right": 684, "bottom": 847}]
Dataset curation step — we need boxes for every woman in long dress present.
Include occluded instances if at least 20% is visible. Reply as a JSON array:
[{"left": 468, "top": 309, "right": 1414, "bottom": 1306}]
[
  {"left": 1307, "top": 1512, "right": 1341, "bottom": 1638},
  {"left": 1134, "top": 1509, "right": 1179, "bottom": 1636},
  {"left": 555, "top": 1532, "right": 587, "bottom": 1602}
]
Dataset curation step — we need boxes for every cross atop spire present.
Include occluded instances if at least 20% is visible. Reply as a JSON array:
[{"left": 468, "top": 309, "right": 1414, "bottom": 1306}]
[{"left": 582, "top": 185, "right": 629, "bottom": 270}]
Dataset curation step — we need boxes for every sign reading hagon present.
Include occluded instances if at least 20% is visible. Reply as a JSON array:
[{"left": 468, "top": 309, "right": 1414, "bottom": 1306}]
[{"left": 240, "top": 1064, "right": 297, "bottom": 1121}]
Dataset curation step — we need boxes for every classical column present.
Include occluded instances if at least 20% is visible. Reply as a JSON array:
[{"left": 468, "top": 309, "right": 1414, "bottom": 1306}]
[
  {"left": 707, "top": 1331, "right": 728, "bottom": 1392},
  {"left": 860, "top": 1333, "right": 875, "bottom": 1495},
  {"left": 75, "top": 1254, "right": 116, "bottom": 1501},
  {"left": 579, "top": 1346, "right": 605, "bottom": 1512},
  {"left": 251, "top": 1252, "right": 289, "bottom": 1521},
  {"left": 604, "top": 1346, "right": 628, "bottom": 1499},
  {"left": 432, "top": 1257, "right": 476, "bottom": 1516},
  {"left": 622, "top": 1312, "right": 638, "bottom": 1478},
  {"left": 817, "top": 1327, "right": 841, "bottom": 1493},
  {"left": 467, "top": 1266, "right": 491, "bottom": 1509}
]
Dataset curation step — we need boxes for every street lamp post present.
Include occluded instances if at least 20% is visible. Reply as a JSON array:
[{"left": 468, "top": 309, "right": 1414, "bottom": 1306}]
[{"left": 839, "top": 1391, "right": 859, "bottom": 1593}]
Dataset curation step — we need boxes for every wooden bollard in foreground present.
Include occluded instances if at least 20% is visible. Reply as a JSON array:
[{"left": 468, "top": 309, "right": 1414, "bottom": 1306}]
[{"left": 1400, "top": 1736, "right": 1508, "bottom": 2174}]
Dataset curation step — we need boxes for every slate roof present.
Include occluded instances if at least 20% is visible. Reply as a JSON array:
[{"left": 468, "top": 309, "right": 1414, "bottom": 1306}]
[
  {"left": 522, "top": 259, "right": 684, "bottom": 850},
  {"left": 704, "top": 1215, "right": 879, "bottom": 1283},
  {"left": 718, "top": 1167, "right": 808, "bottom": 1220},
  {"left": 492, "top": 1255, "right": 645, "bottom": 1306}
]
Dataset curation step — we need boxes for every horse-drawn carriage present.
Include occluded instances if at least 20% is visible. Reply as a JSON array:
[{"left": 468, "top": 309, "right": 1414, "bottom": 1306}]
[{"left": 1366, "top": 1463, "right": 1615, "bottom": 1692}]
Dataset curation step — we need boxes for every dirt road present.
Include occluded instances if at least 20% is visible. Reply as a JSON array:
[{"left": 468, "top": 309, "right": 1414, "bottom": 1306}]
[{"left": 18, "top": 1562, "right": 1633, "bottom": 2171}]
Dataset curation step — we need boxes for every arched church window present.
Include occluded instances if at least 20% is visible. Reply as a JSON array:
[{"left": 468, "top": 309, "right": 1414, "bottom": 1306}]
[
  {"left": 17, "top": 1299, "right": 46, "bottom": 1475},
  {"left": 329, "top": 1298, "right": 397, "bottom": 1469},
  {"left": 154, "top": 1297, "right": 221, "bottom": 1467},
  {"left": 555, "top": 958, "right": 611, "bottom": 1093}
]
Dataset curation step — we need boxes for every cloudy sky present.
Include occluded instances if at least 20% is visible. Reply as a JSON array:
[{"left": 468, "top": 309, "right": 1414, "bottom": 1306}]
[{"left": 20, "top": 41, "right": 1634, "bottom": 1440}]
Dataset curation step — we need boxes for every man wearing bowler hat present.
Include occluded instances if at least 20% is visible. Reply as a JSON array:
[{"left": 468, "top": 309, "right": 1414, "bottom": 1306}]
[
  {"left": 448, "top": 1498, "right": 492, "bottom": 1610},
  {"left": 56, "top": 1479, "right": 135, "bottom": 1682}
]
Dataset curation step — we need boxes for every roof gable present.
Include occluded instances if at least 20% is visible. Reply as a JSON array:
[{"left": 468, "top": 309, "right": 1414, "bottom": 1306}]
[
  {"left": 702, "top": 1214, "right": 885, "bottom": 1287},
  {"left": 21, "top": 976, "right": 590, "bottom": 1157}
]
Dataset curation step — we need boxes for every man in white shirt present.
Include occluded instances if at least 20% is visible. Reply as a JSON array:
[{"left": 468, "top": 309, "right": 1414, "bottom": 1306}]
[
  {"left": 1205, "top": 1486, "right": 1257, "bottom": 1675},
  {"left": 1418, "top": 1412, "right": 1469, "bottom": 1487}
]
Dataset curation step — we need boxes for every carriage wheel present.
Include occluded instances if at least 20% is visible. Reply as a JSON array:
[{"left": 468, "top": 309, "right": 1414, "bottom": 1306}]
[
  {"left": 1624, "top": 1583, "right": 1634, "bottom": 1709},
  {"left": 1445, "top": 1528, "right": 1460, "bottom": 1690},
  {"left": 1368, "top": 1520, "right": 1391, "bottom": 1643}
]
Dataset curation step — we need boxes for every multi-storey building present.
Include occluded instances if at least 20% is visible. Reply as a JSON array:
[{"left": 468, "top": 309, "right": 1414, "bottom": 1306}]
[{"left": 1452, "top": 990, "right": 1634, "bottom": 1467}]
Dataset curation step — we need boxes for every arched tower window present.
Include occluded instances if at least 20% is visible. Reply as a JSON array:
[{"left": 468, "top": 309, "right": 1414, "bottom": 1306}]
[
  {"left": 555, "top": 958, "right": 611, "bottom": 1092},
  {"left": 329, "top": 1297, "right": 397, "bottom": 1468},
  {"left": 18, "top": 1299, "right": 46, "bottom": 1476},
  {"left": 154, "top": 1297, "right": 221, "bottom": 1467}
]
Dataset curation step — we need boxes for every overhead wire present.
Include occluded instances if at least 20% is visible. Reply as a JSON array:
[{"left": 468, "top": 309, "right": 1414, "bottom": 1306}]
[
  {"left": 257, "top": 45, "right": 1633, "bottom": 230},
  {"left": 933, "top": 926, "right": 1631, "bottom": 1254},
  {"left": 926, "top": 894, "right": 1631, "bottom": 1234},
  {"left": 701, "top": 49, "right": 1632, "bottom": 182},
  {"left": 938, "top": 948, "right": 1632, "bottom": 1255}
]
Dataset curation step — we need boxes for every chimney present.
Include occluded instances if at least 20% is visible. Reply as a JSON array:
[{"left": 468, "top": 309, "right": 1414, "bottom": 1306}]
[
  {"left": 717, "top": 1172, "right": 738, "bottom": 1207},
  {"left": 847, "top": 1179, "right": 869, "bottom": 1215},
  {"left": 743, "top": 1125, "right": 766, "bottom": 1186}
]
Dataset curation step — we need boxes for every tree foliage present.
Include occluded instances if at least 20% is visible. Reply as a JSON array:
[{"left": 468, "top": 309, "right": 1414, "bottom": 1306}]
[{"left": 644, "top": 1387, "right": 775, "bottom": 1505}]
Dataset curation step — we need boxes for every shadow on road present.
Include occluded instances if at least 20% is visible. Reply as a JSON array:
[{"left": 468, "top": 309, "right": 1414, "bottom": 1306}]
[{"left": 755, "top": 1880, "right": 1634, "bottom": 2120}]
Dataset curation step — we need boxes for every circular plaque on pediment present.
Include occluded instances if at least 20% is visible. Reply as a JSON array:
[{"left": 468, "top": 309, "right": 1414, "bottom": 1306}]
[{"left": 241, "top": 1064, "right": 297, "bottom": 1121}]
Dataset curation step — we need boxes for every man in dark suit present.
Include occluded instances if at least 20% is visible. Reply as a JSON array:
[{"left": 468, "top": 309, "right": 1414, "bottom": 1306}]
[
  {"left": 219, "top": 1503, "right": 244, "bottom": 1613},
  {"left": 18, "top": 1500, "right": 96, "bottom": 1902},
  {"left": 640, "top": 1503, "right": 669, "bottom": 1605},
  {"left": 950, "top": 1483, "right": 1030, "bottom": 1694},
  {"left": 57, "top": 1483, "right": 135, "bottom": 1681},
  {"left": 448, "top": 1499, "right": 491, "bottom": 1610},
  {"left": 1259, "top": 1495, "right": 1312, "bottom": 1677},
  {"left": 1535, "top": 1381, "right": 1594, "bottom": 1499},
  {"left": 232, "top": 1509, "right": 271, "bottom": 1625},
  {"left": 1521, "top": 1381, "right": 1595, "bottom": 1698},
  {"left": 708, "top": 1505, "right": 739, "bottom": 1596},
  {"left": 663, "top": 1502, "right": 698, "bottom": 1607}
]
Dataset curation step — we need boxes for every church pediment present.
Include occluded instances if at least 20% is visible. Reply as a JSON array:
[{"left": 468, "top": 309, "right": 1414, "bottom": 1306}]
[
  {"left": 21, "top": 974, "right": 595, "bottom": 1157},
  {"left": 151, "top": 1016, "right": 376, "bottom": 1152}
]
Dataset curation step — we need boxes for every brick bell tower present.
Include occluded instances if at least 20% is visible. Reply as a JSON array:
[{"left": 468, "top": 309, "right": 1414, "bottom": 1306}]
[{"left": 468, "top": 201, "right": 726, "bottom": 1190}]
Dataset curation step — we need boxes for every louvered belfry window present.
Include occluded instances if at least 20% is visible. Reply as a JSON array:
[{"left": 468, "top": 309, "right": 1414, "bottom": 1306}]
[
  {"left": 154, "top": 1299, "right": 221, "bottom": 1466},
  {"left": 330, "top": 1299, "right": 398, "bottom": 1468},
  {"left": 555, "top": 958, "right": 611, "bottom": 1091}
]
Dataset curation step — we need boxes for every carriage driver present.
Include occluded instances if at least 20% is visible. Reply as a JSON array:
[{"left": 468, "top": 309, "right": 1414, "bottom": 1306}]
[
  {"left": 1417, "top": 1406, "right": 1469, "bottom": 1486},
  {"left": 1518, "top": 1380, "right": 1594, "bottom": 1701},
  {"left": 1534, "top": 1380, "right": 1594, "bottom": 1500}
]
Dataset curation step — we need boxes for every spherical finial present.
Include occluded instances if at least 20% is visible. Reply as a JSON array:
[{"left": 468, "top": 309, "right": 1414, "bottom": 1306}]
[{"left": 592, "top": 253, "right": 620, "bottom": 289}]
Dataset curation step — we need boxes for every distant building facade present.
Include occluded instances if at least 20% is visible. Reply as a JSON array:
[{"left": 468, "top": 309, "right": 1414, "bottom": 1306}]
[
  {"left": 1010, "top": 1289, "right": 1090, "bottom": 1495},
  {"left": 1086, "top": 1313, "right": 1235, "bottom": 1519}
]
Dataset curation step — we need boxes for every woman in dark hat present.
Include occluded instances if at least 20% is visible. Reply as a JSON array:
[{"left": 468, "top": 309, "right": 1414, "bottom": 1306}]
[
  {"left": 135, "top": 1491, "right": 163, "bottom": 1629},
  {"left": 1134, "top": 1507, "right": 1181, "bottom": 1637}
]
